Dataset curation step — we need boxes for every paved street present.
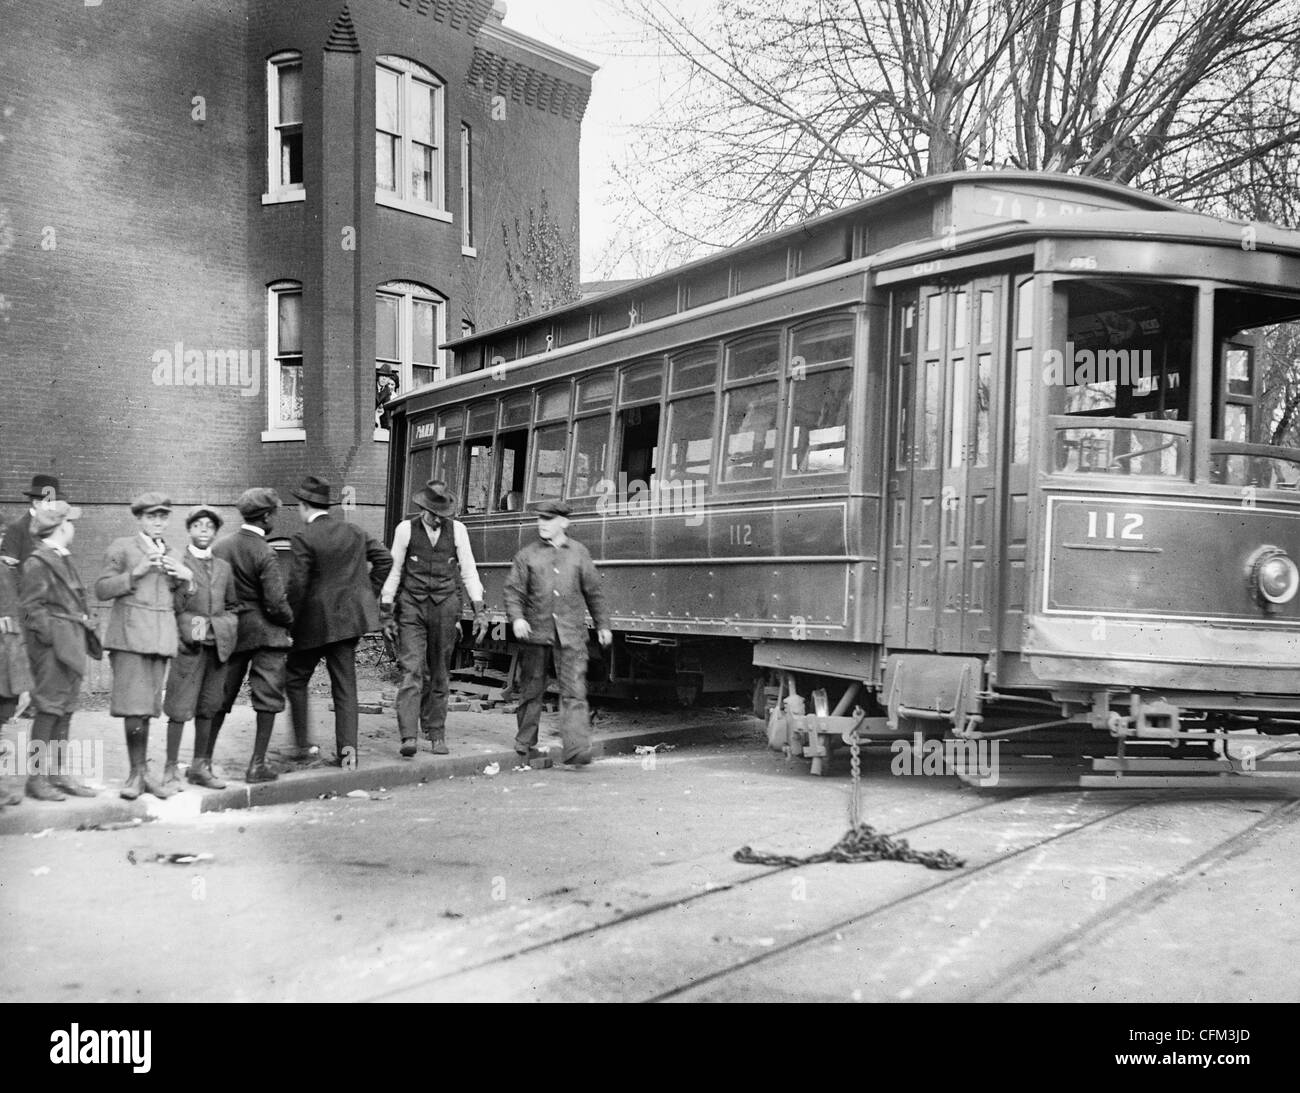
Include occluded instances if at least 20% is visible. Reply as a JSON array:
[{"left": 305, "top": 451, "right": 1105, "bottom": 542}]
[{"left": 3, "top": 726, "right": 1298, "bottom": 1004}]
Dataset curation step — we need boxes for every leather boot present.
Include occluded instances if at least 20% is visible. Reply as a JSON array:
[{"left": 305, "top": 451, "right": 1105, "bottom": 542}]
[
  {"left": 120, "top": 718, "right": 147, "bottom": 800},
  {"left": 27, "top": 712, "right": 65, "bottom": 801},
  {"left": 187, "top": 758, "right": 227, "bottom": 789},
  {"left": 163, "top": 719, "right": 184, "bottom": 788},
  {"left": 47, "top": 714, "right": 97, "bottom": 797},
  {"left": 246, "top": 711, "right": 278, "bottom": 782},
  {"left": 141, "top": 763, "right": 177, "bottom": 799}
]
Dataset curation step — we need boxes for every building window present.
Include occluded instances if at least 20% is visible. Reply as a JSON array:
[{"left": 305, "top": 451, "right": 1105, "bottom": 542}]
[
  {"left": 376, "top": 56, "right": 447, "bottom": 220},
  {"left": 264, "top": 52, "right": 304, "bottom": 205},
  {"left": 265, "top": 281, "right": 304, "bottom": 440},
  {"left": 376, "top": 281, "right": 446, "bottom": 410},
  {"left": 460, "top": 123, "right": 475, "bottom": 253}
]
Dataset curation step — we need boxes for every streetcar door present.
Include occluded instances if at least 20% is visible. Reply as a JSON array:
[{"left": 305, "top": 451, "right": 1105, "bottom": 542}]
[{"left": 884, "top": 279, "right": 1003, "bottom": 652}]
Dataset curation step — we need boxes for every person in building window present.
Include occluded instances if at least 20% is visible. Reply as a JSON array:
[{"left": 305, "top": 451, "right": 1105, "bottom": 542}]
[
  {"left": 285, "top": 475, "right": 392, "bottom": 771},
  {"left": 19, "top": 501, "right": 99, "bottom": 802},
  {"left": 504, "top": 501, "right": 612, "bottom": 770},
  {"left": 376, "top": 364, "right": 399, "bottom": 430},
  {"left": 162, "top": 505, "right": 239, "bottom": 790},
  {"left": 96, "top": 492, "right": 193, "bottom": 800},
  {"left": 380, "top": 480, "right": 487, "bottom": 757},
  {"left": 210, "top": 488, "right": 294, "bottom": 784}
]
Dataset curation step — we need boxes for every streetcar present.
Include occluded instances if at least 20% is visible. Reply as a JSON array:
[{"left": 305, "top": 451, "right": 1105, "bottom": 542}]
[{"left": 384, "top": 171, "right": 1300, "bottom": 784}]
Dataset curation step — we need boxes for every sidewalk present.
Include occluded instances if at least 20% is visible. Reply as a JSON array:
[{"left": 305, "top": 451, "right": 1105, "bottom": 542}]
[{"left": 0, "top": 695, "right": 758, "bottom": 836}]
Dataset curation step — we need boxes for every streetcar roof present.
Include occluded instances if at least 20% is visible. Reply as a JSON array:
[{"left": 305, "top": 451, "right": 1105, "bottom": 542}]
[{"left": 442, "top": 170, "right": 1183, "bottom": 353}]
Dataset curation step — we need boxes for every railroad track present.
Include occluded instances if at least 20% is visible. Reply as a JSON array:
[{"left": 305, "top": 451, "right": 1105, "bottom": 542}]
[{"left": 324, "top": 771, "right": 1299, "bottom": 1003}]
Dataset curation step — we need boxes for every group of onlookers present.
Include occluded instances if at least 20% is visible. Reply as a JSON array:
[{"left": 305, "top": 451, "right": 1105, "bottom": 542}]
[{"left": 0, "top": 469, "right": 614, "bottom": 809}]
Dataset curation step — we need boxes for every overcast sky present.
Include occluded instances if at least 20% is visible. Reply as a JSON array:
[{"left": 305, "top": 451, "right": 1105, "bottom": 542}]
[{"left": 496, "top": 0, "right": 702, "bottom": 278}]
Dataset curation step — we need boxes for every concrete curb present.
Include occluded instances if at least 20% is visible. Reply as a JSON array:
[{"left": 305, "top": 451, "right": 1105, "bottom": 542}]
[{"left": 0, "top": 718, "right": 758, "bottom": 836}]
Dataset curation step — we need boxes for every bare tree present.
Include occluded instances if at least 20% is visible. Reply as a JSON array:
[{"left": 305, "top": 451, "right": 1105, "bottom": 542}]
[{"left": 611, "top": 0, "right": 1300, "bottom": 254}]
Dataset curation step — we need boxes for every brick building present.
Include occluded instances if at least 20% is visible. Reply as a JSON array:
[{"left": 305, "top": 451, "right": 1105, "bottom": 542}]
[{"left": 0, "top": 0, "right": 593, "bottom": 574}]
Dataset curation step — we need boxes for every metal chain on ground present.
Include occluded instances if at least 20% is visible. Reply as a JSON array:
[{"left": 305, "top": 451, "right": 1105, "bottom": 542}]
[{"left": 734, "top": 719, "right": 965, "bottom": 872}]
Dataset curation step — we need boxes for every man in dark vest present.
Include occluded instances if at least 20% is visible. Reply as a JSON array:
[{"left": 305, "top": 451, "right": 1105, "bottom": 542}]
[
  {"left": 380, "top": 481, "right": 487, "bottom": 757},
  {"left": 285, "top": 475, "right": 392, "bottom": 770}
]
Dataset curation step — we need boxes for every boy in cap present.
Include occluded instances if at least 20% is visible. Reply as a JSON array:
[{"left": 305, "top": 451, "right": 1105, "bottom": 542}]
[
  {"left": 1, "top": 474, "right": 68, "bottom": 572},
  {"left": 504, "top": 501, "right": 612, "bottom": 770},
  {"left": 284, "top": 475, "right": 392, "bottom": 770},
  {"left": 96, "top": 492, "right": 193, "bottom": 799},
  {"left": 380, "top": 480, "right": 487, "bottom": 757},
  {"left": 19, "top": 501, "right": 99, "bottom": 800},
  {"left": 210, "top": 488, "right": 294, "bottom": 783},
  {"left": 162, "top": 505, "right": 238, "bottom": 788}
]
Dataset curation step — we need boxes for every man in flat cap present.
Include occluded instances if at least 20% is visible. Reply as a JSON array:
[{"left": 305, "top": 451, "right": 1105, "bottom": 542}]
[
  {"left": 210, "top": 488, "right": 294, "bottom": 783},
  {"left": 162, "top": 505, "right": 238, "bottom": 789},
  {"left": 96, "top": 492, "right": 194, "bottom": 800},
  {"left": 284, "top": 475, "right": 391, "bottom": 770},
  {"left": 19, "top": 501, "right": 99, "bottom": 801},
  {"left": 380, "top": 480, "right": 487, "bottom": 757},
  {"left": 504, "top": 501, "right": 612, "bottom": 770}
]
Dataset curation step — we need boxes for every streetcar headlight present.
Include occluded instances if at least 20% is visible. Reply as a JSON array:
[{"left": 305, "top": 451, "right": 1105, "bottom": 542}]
[{"left": 1249, "top": 546, "right": 1300, "bottom": 606}]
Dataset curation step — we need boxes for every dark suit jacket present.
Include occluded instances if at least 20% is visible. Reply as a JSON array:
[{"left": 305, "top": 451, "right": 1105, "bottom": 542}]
[
  {"left": 287, "top": 514, "right": 392, "bottom": 649},
  {"left": 212, "top": 528, "right": 293, "bottom": 651},
  {"left": 173, "top": 552, "right": 239, "bottom": 662},
  {"left": 20, "top": 544, "right": 93, "bottom": 673}
]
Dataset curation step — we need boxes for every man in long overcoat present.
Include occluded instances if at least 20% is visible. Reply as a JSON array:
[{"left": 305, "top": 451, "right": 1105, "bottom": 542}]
[
  {"left": 20, "top": 501, "right": 99, "bottom": 801},
  {"left": 285, "top": 475, "right": 392, "bottom": 770},
  {"left": 210, "top": 488, "right": 294, "bottom": 783}
]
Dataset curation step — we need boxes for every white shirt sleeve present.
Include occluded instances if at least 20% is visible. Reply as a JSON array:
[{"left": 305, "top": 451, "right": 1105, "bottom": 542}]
[
  {"left": 380, "top": 519, "right": 411, "bottom": 603},
  {"left": 453, "top": 520, "right": 485, "bottom": 604}
]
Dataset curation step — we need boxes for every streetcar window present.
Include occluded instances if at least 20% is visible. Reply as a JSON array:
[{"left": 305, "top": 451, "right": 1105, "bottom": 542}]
[
  {"left": 432, "top": 442, "right": 461, "bottom": 497},
  {"left": 1047, "top": 280, "right": 1194, "bottom": 422},
  {"left": 467, "top": 401, "right": 496, "bottom": 434},
  {"left": 722, "top": 384, "right": 778, "bottom": 482},
  {"left": 786, "top": 317, "right": 853, "bottom": 476},
  {"left": 500, "top": 392, "right": 531, "bottom": 429},
  {"left": 621, "top": 362, "right": 663, "bottom": 404},
  {"left": 577, "top": 374, "right": 615, "bottom": 410},
  {"left": 537, "top": 384, "right": 570, "bottom": 421},
  {"left": 670, "top": 349, "right": 718, "bottom": 393},
  {"left": 725, "top": 334, "right": 779, "bottom": 382},
  {"left": 569, "top": 414, "right": 612, "bottom": 496},
  {"left": 665, "top": 395, "right": 715, "bottom": 484},
  {"left": 531, "top": 424, "right": 567, "bottom": 500},
  {"left": 405, "top": 447, "right": 434, "bottom": 514},
  {"left": 463, "top": 438, "right": 494, "bottom": 515},
  {"left": 495, "top": 430, "right": 527, "bottom": 511},
  {"left": 438, "top": 408, "right": 463, "bottom": 439},
  {"left": 618, "top": 404, "right": 660, "bottom": 489}
]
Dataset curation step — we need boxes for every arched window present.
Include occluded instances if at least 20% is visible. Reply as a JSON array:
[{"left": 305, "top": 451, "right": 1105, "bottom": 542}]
[
  {"left": 264, "top": 51, "right": 304, "bottom": 204},
  {"left": 375, "top": 56, "right": 447, "bottom": 218},
  {"left": 375, "top": 280, "right": 446, "bottom": 438}
]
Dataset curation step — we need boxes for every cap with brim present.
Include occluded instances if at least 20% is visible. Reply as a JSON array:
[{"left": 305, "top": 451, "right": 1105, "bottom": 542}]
[
  {"left": 412, "top": 483, "right": 456, "bottom": 517},
  {"left": 184, "top": 504, "right": 223, "bottom": 530},
  {"left": 531, "top": 500, "right": 571, "bottom": 518},
  {"left": 130, "top": 491, "right": 173, "bottom": 516},
  {"left": 235, "top": 487, "right": 281, "bottom": 519},
  {"left": 30, "top": 501, "right": 82, "bottom": 536}
]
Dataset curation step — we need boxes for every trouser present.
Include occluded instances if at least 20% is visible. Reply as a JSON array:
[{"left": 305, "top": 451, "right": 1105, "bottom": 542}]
[
  {"left": 514, "top": 640, "right": 591, "bottom": 763},
  {"left": 220, "top": 647, "right": 287, "bottom": 713},
  {"left": 286, "top": 638, "right": 359, "bottom": 757},
  {"left": 395, "top": 593, "right": 461, "bottom": 742}
]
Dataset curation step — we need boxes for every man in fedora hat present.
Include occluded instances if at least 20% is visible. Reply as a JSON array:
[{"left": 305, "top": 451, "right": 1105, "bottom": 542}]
[
  {"left": 2, "top": 475, "right": 69, "bottom": 580},
  {"left": 375, "top": 363, "right": 399, "bottom": 430},
  {"left": 162, "top": 505, "right": 238, "bottom": 789},
  {"left": 284, "top": 475, "right": 392, "bottom": 770},
  {"left": 504, "top": 500, "right": 612, "bottom": 770},
  {"left": 20, "top": 500, "right": 100, "bottom": 801},
  {"left": 210, "top": 488, "right": 294, "bottom": 783},
  {"left": 380, "top": 479, "right": 487, "bottom": 757}
]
